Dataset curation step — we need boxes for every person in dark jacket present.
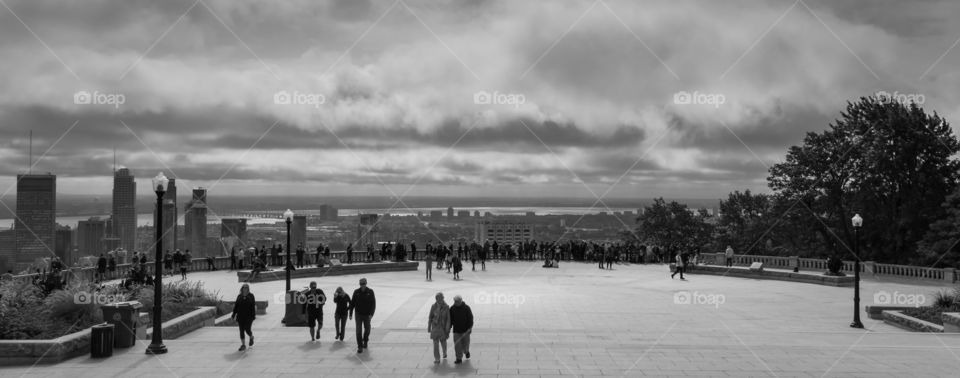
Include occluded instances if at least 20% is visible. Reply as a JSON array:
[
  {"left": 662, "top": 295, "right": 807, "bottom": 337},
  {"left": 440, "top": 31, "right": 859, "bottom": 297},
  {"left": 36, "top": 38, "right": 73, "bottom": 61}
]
[
  {"left": 303, "top": 281, "right": 326, "bottom": 341},
  {"left": 349, "top": 277, "right": 376, "bottom": 353},
  {"left": 449, "top": 295, "right": 474, "bottom": 364},
  {"left": 231, "top": 283, "right": 256, "bottom": 351},
  {"left": 332, "top": 286, "right": 351, "bottom": 341}
]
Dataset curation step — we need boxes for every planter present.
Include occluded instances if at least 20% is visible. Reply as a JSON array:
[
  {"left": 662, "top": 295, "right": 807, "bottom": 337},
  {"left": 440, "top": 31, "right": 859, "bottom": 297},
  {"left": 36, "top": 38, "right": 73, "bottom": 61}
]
[
  {"left": 141, "top": 306, "right": 217, "bottom": 340},
  {"left": 0, "top": 306, "right": 216, "bottom": 366},
  {"left": 882, "top": 310, "right": 944, "bottom": 333},
  {"left": 942, "top": 312, "right": 960, "bottom": 333}
]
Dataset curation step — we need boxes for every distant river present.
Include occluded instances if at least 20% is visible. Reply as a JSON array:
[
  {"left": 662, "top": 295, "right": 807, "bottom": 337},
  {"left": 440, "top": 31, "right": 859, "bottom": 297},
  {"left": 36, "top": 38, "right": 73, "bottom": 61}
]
[{"left": 0, "top": 206, "right": 639, "bottom": 230}]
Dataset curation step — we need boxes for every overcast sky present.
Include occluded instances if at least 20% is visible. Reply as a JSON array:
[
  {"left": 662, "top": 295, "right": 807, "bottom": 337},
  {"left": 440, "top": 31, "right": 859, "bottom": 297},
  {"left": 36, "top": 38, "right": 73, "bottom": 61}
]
[{"left": 0, "top": 0, "right": 958, "bottom": 199}]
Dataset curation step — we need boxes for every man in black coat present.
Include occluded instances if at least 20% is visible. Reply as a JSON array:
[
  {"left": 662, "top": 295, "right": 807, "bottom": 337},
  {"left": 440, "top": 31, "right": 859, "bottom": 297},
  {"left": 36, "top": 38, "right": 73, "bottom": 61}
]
[
  {"left": 349, "top": 277, "right": 376, "bottom": 353},
  {"left": 450, "top": 295, "right": 474, "bottom": 364}
]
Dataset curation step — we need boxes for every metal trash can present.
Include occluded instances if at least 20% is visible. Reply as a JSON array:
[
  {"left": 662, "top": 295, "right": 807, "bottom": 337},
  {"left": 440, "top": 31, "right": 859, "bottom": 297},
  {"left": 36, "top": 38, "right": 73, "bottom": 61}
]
[
  {"left": 90, "top": 323, "right": 114, "bottom": 358},
  {"left": 282, "top": 290, "right": 308, "bottom": 326},
  {"left": 101, "top": 301, "right": 143, "bottom": 348}
]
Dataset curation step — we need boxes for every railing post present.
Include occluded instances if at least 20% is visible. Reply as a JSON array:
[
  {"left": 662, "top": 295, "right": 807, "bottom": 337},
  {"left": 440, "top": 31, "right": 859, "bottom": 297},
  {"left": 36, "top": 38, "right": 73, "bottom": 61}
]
[{"left": 943, "top": 268, "right": 956, "bottom": 283}]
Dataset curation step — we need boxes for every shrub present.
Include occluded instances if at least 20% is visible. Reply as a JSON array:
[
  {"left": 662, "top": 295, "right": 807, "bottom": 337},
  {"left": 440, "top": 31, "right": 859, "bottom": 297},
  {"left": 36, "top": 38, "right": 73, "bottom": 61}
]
[{"left": 932, "top": 290, "right": 957, "bottom": 310}]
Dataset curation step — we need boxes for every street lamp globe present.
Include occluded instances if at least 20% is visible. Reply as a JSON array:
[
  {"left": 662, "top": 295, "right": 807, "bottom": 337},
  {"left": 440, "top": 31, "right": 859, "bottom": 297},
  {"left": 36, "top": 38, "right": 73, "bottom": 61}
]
[
  {"left": 284, "top": 209, "right": 294, "bottom": 223},
  {"left": 852, "top": 214, "right": 863, "bottom": 228},
  {"left": 152, "top": 172, "right": 168, "bottom": 194}
]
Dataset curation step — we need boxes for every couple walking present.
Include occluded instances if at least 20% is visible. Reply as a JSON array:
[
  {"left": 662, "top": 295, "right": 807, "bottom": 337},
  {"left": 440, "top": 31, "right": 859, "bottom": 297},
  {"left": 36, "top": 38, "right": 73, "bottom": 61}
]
[{"left": 428, "top": 292, "right": 474, "bottom": 365}]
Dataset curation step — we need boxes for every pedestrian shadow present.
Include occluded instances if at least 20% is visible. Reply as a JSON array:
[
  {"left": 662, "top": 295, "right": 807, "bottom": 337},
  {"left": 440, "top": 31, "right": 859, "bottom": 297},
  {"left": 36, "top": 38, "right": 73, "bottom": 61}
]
[
  {"left": 297, "top": 340, "right": 324, "bottom": 351},
  {"left": 428, "top": 360, "right": 475, "bottom": 376},
  {"left": 222, "top": 349, "right": 247, "bottom": 361},
  {"left": 328, "top": 341, "right": 346, "bottom": 352}
]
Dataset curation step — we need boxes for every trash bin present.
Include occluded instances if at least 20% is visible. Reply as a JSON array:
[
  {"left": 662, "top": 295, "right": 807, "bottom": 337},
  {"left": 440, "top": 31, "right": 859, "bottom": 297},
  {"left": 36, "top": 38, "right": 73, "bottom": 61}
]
[
  {"left": 90, "top": 323, "right": 114, "bottom": 358},
  {"left": 101, "top": 301, "right": 143, "bottom": 348},
  {"left": 282, "top": 290, "right": 307, "bottom": 326}
]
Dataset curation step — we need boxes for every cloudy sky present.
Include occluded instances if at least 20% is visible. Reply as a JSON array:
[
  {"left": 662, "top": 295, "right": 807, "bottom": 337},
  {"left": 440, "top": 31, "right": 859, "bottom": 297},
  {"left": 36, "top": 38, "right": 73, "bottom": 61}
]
[{"left": 0, "top": 0, "right": 958, "bottom": 199}]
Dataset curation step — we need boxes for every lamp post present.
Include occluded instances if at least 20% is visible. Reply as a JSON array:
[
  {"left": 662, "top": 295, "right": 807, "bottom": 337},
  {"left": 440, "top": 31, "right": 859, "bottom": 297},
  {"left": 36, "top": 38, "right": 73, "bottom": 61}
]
[
  {"left": 146, "top": 172, "right": 169, "bottom": 355},
  {"left": 850, "top": 213, "right": 864, "bottom": 329},
  {"left": 284, "top": 209, "right": 293, "bottom": 292}
]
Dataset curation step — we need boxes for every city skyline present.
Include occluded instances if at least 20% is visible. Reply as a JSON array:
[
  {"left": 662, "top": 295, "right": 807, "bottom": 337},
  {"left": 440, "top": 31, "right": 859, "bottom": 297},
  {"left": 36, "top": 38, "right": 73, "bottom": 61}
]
[{"left": 0, "top": 1, "right": 957, "bottom": 199}]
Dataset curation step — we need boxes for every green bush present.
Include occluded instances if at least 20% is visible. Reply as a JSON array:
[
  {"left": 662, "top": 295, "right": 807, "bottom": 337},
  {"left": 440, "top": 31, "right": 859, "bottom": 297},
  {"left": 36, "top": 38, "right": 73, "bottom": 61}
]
[{"left": 0, "top": 278, "right": 223, "bottom": 340}]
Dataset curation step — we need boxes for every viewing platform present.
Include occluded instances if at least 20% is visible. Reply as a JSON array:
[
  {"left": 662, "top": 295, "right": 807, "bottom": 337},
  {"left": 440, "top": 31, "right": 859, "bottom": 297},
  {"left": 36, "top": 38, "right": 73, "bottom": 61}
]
[{"left": 236, "top": 261, "right": 419, "bottom": 283}]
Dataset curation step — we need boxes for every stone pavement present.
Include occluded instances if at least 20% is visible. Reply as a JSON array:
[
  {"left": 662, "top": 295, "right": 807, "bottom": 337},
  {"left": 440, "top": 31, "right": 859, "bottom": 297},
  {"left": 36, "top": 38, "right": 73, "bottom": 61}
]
[{"left": 3, "top": 261, "right": 960, "bottom": 377}]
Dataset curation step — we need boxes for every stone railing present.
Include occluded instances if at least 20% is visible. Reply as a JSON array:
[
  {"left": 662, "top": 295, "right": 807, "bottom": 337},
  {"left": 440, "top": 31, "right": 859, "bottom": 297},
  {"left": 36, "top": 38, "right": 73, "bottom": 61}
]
[
  {"left": 7, "top": 250, "right": 382, "bottom": 285},
  {"left": 700, "top": 252, "right": 955, "bottom": 283}
]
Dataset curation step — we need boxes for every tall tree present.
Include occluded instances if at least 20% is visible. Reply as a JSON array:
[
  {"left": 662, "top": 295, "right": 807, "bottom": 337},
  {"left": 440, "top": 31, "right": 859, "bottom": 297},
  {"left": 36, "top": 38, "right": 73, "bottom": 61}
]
[
  {"left": 636, "top": 198, "right": 712, "bottom": 249},
  {"left": 767, "top": 96, "right": 960, "bottom": 263},
  {"left": 715, "top": 190, "right": 774, "bottom": 254},
  {"left": 917, "top": 188, "right": 960, "bottom": 268}
]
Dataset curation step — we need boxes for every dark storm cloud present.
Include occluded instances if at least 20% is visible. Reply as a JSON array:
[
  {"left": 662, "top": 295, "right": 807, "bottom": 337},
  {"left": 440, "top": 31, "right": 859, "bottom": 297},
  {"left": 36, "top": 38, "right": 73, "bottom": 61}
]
[{"left": 1, "top": 0, "right": 958, "bottom": 197}]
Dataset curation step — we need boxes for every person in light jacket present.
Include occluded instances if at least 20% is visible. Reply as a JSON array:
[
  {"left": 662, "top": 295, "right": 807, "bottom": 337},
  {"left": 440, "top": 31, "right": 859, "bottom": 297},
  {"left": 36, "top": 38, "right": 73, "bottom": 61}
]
[{"left": 428, "top": 292, "right": 451, "bottom": 364}]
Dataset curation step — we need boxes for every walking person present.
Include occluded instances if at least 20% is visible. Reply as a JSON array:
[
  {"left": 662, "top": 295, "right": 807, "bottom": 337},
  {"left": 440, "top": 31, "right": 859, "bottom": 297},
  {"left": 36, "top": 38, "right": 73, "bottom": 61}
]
[
  {"left": 296, "top": 244, "right": 305, "bottom": 269},
  {"left": 452, "top": 255, "right": 462, "bottom": 280},
  {"left": 349, "top": 278, "right": 376, "bottom": 353},
  {"left": 181, "top": 250, "right": 191, "bottom": 280},
  {"left": 332, "top": 287, "right": 351, "bottom": 341},
  {"left": 304, "top": 281, "right": 326, "bottom": 341},
  {"left": 450, "top": 295, "right": 473, "bottom": 364},
  {"left": 671, "top": 251, "right": 685, "bottom": 280},
  {"left": 725, "top": 245, "right": 734, "bottom": 267},
  {"left": 230, "top": 247, "right": 237, "bottom": 270},
  {"left": 424, "top": 252, "right": 434, "bottom": 281},
  {"left": 428, "top": 292, "right": 451, "bottom": 364},
  {"left": 231, "top": 283, "right": 256, "bottom": 351}
]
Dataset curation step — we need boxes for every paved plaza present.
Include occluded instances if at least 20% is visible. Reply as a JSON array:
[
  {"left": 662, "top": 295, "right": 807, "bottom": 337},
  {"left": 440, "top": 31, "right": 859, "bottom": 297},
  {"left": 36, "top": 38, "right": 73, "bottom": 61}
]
[{"left": 3, "top": 261, "right": 960, "bottom": 377}]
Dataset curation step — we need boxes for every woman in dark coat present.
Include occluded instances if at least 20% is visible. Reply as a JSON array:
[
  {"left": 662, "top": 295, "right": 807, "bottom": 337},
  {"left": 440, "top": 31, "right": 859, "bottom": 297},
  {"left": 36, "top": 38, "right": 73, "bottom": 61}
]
[
  {"left": 332, "top": 287, "right": 351, "bottom": 341},
  {"left": 231, "top": 283, "right": 256, "bottom": 351}
]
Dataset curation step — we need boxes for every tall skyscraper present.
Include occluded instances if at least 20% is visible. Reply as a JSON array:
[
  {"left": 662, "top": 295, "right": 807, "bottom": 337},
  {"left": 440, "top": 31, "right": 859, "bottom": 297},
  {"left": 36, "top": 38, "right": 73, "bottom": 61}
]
[
  {"left": 292, "top": 215, "right": 307, "bottom": 249},
  {"left": 447, "top": 207, "right": 454, "bottom": 217},
  {"left": 184, "top": 188, "right": 208, "bottom": 256},
  {"left": 55, "top": 225, "right": 74, "bottom": 265},
  {"left": 318, "top": 204, "right": 339, "bottom": 221},
  {"left": 15, "top": 174, "right": 56, "bottom": 268},
  {"left": 111, "top": 167, "right": 136, "bottom": 252},
  {"left": 155, "top": 178, "right": 178, "bottom": 254},
  {"left": 77, "top": 217, "right": 106, "bottom": 256}
]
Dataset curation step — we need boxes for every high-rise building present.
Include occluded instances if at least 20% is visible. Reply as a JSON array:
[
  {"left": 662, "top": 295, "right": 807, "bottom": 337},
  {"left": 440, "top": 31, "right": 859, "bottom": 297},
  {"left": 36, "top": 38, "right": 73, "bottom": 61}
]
[
  {"left": 184, "top": 188, "right": 208, "bottom": 256},
  {"left": 15, "top": 174, "right": 56, "bottom": 268},
  {"left": 55, "top": 225, "right": 73, "bottom": 265},
  {"left": 447, "top": 207, "right": 454, "bottom": 217},
  {"left": 154, "top": 178, "right": 178, "bottom": 254},
  {"left": 430, "top": 210, "right": 443, "bottom": 219},
  {"left": 0, "top": 229, "right": 16, "bottom": 273},
  {"left": 111, "top": 167, "right": 136, "bottom": 252},
  {"left": 292, "top": 215, "right": 307, "bottom": 249},
  {"left": 457, "top": 210, "right": 470, "bottom": 218},
  {"left": 474, "top": 210, "right": 480, "bottom": 217},
  {"left": 318, "top": 204, "right": 339, "bottom": 221},
  {"left": 77, "top": 217, "right": 107, "bottom": 256}
]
